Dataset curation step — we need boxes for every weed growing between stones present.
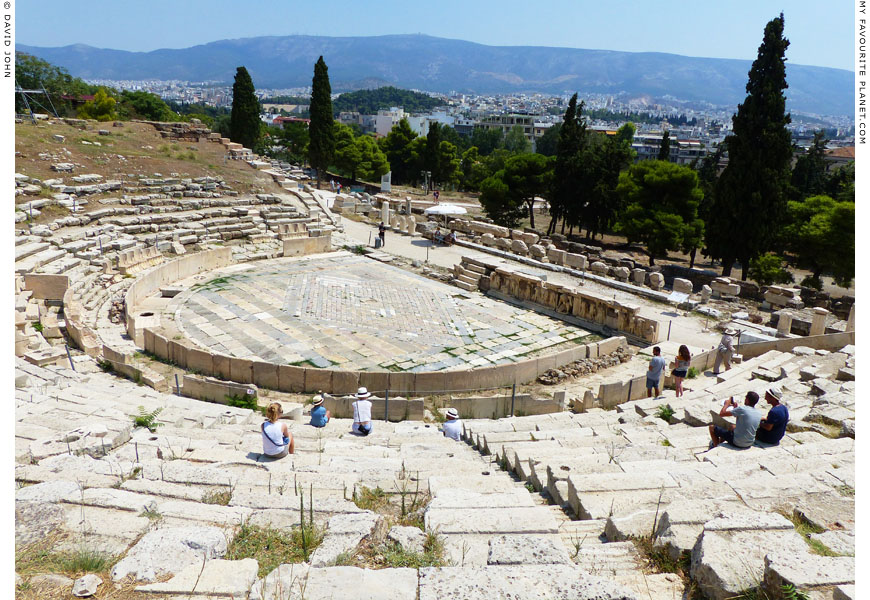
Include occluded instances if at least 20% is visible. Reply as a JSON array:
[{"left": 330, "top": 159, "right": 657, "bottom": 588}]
[
  {"left": 687, "top": 367, "right": 699, "bottom": 378},
  {"left": 660, "top": 438, "right": 673, "bottom": 447},
  {"left": 201, "top": 489, "right": 232, "bottom": 505},
  {"left": 227, "top": 521, "right": 325, "bottom": 578},
  {"left": 16, "top": 536, "right": 114, "bottom": 577},
  {"left": 132, "top": 406, "right": 163, "bottom": 432},
  {"left": 836, "top": 484, "right": 855, "bottom": 497},
  {"left": 353, "top": 486, "right": 390, "bottom": 513},
  {"left": 776, "top": 509, "right": 841, "bottom": 556},
  {"left": 656, "top": 405, "right": 675, "bottom": 422}
]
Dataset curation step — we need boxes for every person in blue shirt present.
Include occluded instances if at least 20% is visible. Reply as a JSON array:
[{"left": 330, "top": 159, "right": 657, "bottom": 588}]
[
  {"left": 756, "top": 386, "right": 789, "bottom": 445},
  {"left": 309, "top": 393, "right": 331, "bottom": 428},
  {"left": 647, "top": 346, "right": 666, "bottom": 398}
]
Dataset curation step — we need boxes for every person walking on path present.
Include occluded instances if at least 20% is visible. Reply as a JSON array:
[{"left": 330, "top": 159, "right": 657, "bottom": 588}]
[
  {"left": 440, "top": 408, "right": 462, "bottom": 441},
  {"left": 672, "top": 345, "right": 691, "bottom": 397},
  {"left": 352, "top": 387, "right": 373, "bottom": 436},
  {"left": 378, "top": 222, "right": 386, "bottom": 248},
  {"left": 647, "top": 346, "right": 666, "bottom": 398},
  {"left": 309, "top": 392, "right": 331, "bottom": 428},
  {"left": 756, "top": 387, "right": 789, "bottom": 445},
  {"left": 713, "top": 328, "right": 737, "bottom": 374},
  {"left": 708, "top": 391, "right": 762, "bottom": 449},
  {"left": 262, "top": 402, "right": 294, "bottom": 458}
]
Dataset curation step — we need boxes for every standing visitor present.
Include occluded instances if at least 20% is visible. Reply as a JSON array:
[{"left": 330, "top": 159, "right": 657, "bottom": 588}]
[
  {"left": 713, "top": 328, "right": 737, "bottom": 375},
  {"left": 672, "top": 345, "right": 691, "bottom": 397},
  {"left": 647, "top": 346, "right": 666, "bottom": 398}
]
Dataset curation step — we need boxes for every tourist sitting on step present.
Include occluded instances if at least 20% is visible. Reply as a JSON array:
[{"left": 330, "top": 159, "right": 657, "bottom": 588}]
[
  {"left": 262, "top": 402, "right": 294, "bottom": 459},
  {"left": 708, "top": 391, "right": 762, "bottom": 449},
  {"left": 352, "top": 387, "right": 373, "bottom": 436},
  {"left": 310, "top": 392, "right": 331, "bottom": 428},
  {"left": 440, "top": 408, "right": 462, "bottom": 441},
  {"left": 756, "top": 386, "right": 789, "bottom": 446}
]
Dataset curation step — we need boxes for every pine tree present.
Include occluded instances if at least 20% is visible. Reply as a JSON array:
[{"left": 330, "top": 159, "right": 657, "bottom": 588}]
[
  {"left": 229, "top": 67, "right": 260, "bottom": 150},
  {"left": 308, "top": 56, "right": 335, "bottom": 188},
  {"left": 706, "top": 13, "right": 792, "bottom": 279},
  {"left": 657, "top": 130, "right": 671, "bottom": 162}
]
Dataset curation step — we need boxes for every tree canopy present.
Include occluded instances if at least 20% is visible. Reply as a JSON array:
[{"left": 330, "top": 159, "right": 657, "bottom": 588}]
[
  {"left": 332, "top": 86, "right": 442, "bottom": 116},
  {"left": 78, "top": 88, "right": 117, "bottom": 121},
  {"left": 615, "top": 160, "right": 704, "bottom": 265}
]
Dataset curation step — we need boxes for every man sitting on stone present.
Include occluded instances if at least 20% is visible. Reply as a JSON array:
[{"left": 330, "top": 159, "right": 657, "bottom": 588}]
[
  {"left": 440, "top": 408, "right": 462, "bottom": 441},
  {"left": 756, "top": 386, "right": 789, "bottom": 445},
  {"left": 309, "top": 391, "right": 331, "bottom": 428},
  {"left": 708, "top": 391, "right": 762, "bottom": 449},
  {"left": 351, "top": 387, "right": 373, "bottom": 436},
  {"left": 646, "top": 346, "right": 666, "bottom": 398}
]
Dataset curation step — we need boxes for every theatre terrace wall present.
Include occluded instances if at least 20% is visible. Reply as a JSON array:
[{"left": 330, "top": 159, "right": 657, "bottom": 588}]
[{"left": 118, "top": 250, "right": 633, "bottom": 395}]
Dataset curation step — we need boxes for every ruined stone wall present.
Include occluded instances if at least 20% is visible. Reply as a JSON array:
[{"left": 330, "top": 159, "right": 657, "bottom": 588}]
[{"left": 487, "top": 267, "right": 660, "bottom": 343}]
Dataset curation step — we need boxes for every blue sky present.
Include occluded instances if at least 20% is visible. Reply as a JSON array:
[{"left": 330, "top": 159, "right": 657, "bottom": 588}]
[{"left": 17, "top": 0, "right": 855, "bottom": 71}]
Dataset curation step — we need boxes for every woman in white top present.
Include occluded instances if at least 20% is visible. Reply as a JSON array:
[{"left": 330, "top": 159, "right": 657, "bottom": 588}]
[
  {"left": 352, "top": 387, "right": 373, "bottom": 436},
  {"left": 262, "top": 402, "right": 294, "bottom": 458}
]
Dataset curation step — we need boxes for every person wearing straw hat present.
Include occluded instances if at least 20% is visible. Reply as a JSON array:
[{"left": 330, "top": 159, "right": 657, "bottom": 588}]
[
  {"left": 713, "top": 327, "right": 737, "bottom": 375},
  {"left": 756, "top": 386, "right": 789, "bottom": 445},
  {"left": 310, "top": 391, "right": 331, "bottom": 428},
  {"left": 352, "top": 387, "right": 373, "bottom": 436},
  {"left": 440, "top": 408, "right": 462, "bottom": 441}
]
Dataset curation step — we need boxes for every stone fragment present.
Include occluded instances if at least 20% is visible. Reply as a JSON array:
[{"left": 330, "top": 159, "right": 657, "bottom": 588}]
[
  {"left": 30, "top": 574, "right": 73, "bottom": 593},
  {"left": 72, "top": 574, "right": 102, "bottom": 597},
  {"left": 763, "top": 552, "right": 854, "bottom": 596},
  {"left": 648, "top": 272, "right": 665, "bottom": 290},
  {"left": 388, "top": 525, "right": 427, "bottom": 554},
  {"left": 111, "top": 526, "right": 228, "bottom": 582},
  {"left": 565, "top": 253, "right": 586, "bottom": 269},
  {"left": 309, "top": 511, "right": 381, "bottom": 567},
  {"left": 672, "top": 278, "right": 693, "bottom": 294},
  {"left": 528, "top": 244, "right": 546, "bottom": 259},
  {"left": 15, "top": 501, "right": 67, "bottom": 546},
  {"left": 511, "top": 239, "right": 528, "bottom": 255},
  {"left": 699, "top": 285, "right": 712, "bottom": 301}
]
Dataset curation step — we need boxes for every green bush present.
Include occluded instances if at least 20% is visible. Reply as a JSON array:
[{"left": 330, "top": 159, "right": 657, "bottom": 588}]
[
  {"left": 687, "top": 367, "right": 699, "bottom": 379},
  {"left": 748, "top": 253, "right": 794, "bottom": 286},
  {"left": 655, "top": 405, "right": 675, "bottom": 422},
  {"left": 225, "top": 393, "right": 258, "bottom": 411}
]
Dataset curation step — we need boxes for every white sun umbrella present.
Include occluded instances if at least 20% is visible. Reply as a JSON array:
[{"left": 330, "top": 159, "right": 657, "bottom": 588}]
[{"left": 424, "top": 203, "right": 467, "bottom": 227}]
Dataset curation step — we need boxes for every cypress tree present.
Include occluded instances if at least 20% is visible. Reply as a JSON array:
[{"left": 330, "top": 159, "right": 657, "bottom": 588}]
[
  {"left": 548, "top": 94, "right": 587, "bottom": 235},
  {"left": 657, "top": 130, "right": 671, "bottom": 162},
  {"left": 229, "top": 66, "right": 260, "bottom": 150},
  {"left": 308, "top": 56, "right": 335, "bottom": 188},
  {"left": 706, "top": 13, "right": 792, "bottom": 279}
]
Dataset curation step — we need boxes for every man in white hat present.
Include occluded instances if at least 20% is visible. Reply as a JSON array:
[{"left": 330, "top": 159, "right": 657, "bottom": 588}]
[
  {"left": 352, "top": 387, "right": 373, "bottom": 436},
  {"left": 310, "top": 391, "right": 331, "bottom": 428},
  {"left": 713, "top": 327, "right": 737, "bottom": 375},
  {"left": 441, "top": 408, "right": 462, "bottom": 441},
  {"left": 756, "top": 386, "right": 789, "bottom": 445}
]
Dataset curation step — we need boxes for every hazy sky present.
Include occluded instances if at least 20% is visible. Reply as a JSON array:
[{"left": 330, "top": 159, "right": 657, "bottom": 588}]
[{"left": 17, "top": 0, "right": 856, "bottom": 71}]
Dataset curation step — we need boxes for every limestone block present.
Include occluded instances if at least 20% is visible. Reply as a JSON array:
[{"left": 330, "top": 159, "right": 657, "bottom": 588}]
[
  {"left": 486, "top": 534, "right": 571, "bottom": 565},
  {"left": 589, "top": 261, "right": 608, "bottom": 275},
  {"left": 631, "top": 268, "right": 646, "bottom": 285},
  {"left": 673, "top": 278, "right": 693, "bottom": 294},
  {"left": 111, "top": 527, "right": 227, "bottom": 582},
  {"left": 529, "top": 244, "right": 546, "bottom": 259},
  {"left": 521, "top": 232, "right": 540, "bottom": 246},
  {"left": 648, "top": 272, "right": 665, "bottom": 290},
  {"left": 425, "top": 507, "right": 558, "bottom": 534},
  {"left": 809, "top": 307, "right": 829, "bottom": 336},
  {"left": 495, "top": 237, "right": 512, "bottom": 250},
  {"left": 711, "top": 277, "right": 741, "bottom": 296},
  {"left": 511, "top": 239, "right": 528, "bottom": 255},
  {"left": 547, "top": 248, "right": 566, "bottom": 265},
  {"left": 310, "top": 512, "right": 381, "bottom": 567},
  {"left": 135, "top": 559, "right": 258, "bottom": 597},
  {"left": 561, "top": 253, "right": 584, "bottom": 270},
  {"left": 418, "top": 565, "right": 635, "bottom": 600},
  {"left": 251, "top": 565, "right": 418, "bottom": 600},
  {"left": 699, "top": 285, "right": 712, "bottom": 301},
  {"left": 480, "top": 233, "right": 496, "bottom": 247},
  {"left": 763, "top": 552, "right": 854, "bottom": 597},
  {"left": 16, "top": 480, "right": 82, "bottom": 503},
  {"left": 613, "top": 266, "right": 630, "bottom": 282},
  {"left": 388, "top": 525, "right": 427, "bottom": 554}
]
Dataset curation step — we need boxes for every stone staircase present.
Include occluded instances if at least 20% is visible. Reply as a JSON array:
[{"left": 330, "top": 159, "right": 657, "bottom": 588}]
[
  {"left": 459, "top": 345, "right": 856, "bottom": 600},
  {"left": 15, "top": 359, "right": 645, "bottom": 599}
]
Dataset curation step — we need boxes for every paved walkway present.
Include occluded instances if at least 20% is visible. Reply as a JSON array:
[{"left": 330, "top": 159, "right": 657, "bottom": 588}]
[{"left": 338, "top": 216, "right": 725, "bottom": 352}]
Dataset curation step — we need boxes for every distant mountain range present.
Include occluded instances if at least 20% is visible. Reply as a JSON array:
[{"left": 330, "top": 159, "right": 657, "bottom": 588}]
[{"left": 18, "top": 34, "right": 854, "bottom": 116}]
